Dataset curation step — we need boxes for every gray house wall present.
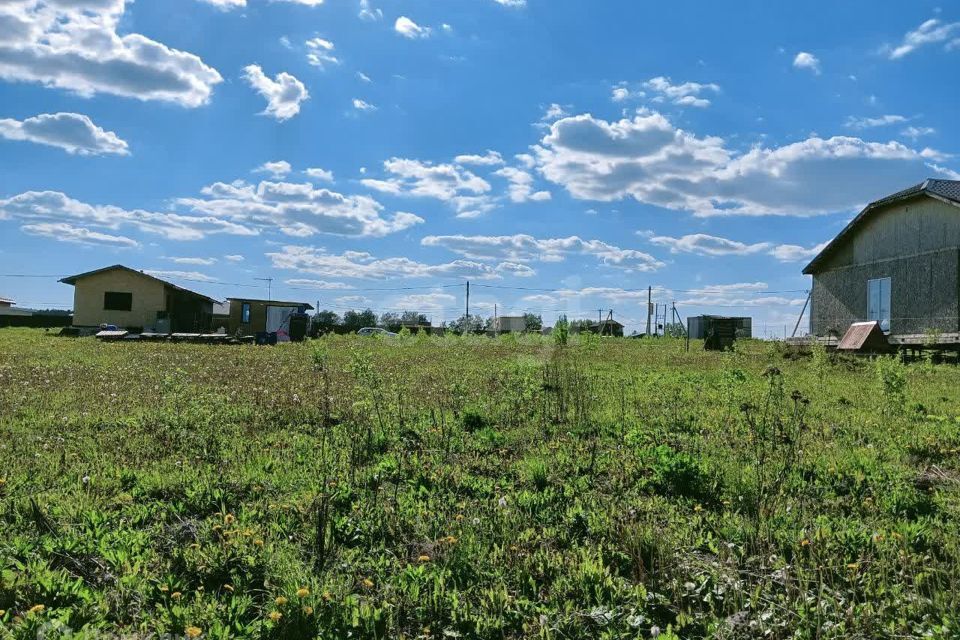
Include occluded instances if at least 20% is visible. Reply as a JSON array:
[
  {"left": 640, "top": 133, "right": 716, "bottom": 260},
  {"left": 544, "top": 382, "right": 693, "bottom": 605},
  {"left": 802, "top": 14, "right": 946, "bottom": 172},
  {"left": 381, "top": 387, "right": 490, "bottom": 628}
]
[{"left": 810, "top": 196, "right": 960, "bottom": 336}]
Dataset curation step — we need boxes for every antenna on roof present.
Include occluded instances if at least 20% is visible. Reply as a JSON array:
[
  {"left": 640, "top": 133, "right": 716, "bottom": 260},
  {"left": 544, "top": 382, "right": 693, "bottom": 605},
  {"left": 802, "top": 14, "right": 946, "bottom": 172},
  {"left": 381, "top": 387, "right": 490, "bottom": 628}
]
[{"left": 254, "top": 277, "right": 273, "bottom": 301}]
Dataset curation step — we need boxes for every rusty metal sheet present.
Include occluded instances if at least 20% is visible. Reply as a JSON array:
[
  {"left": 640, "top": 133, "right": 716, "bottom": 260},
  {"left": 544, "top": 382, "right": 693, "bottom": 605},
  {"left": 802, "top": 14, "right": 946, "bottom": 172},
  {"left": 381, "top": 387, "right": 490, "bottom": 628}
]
[{"left": 837, "top": 321, "right": 885, "bottom": 351}]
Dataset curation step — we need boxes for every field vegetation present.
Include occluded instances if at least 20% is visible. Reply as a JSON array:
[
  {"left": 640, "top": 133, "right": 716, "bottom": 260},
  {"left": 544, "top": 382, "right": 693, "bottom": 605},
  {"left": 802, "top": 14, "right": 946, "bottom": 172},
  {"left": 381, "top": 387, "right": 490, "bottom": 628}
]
[{"left": 1, "top": 329, "right": 960, "bottom": 639}]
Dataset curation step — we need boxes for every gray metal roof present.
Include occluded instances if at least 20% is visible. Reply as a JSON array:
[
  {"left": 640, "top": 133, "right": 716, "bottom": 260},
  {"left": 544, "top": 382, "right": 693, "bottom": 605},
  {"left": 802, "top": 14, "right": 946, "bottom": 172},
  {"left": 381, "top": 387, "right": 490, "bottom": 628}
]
[{"left": 803, "top": 179, "right": 960, "bottom": 274}]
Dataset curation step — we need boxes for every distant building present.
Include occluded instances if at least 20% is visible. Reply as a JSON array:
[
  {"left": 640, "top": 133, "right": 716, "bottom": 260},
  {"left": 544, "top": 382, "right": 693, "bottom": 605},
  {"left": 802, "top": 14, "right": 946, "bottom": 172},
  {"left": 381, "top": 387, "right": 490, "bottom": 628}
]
[
  {"left": 225, "top": 298, "right": 313, "bottom": 339},
  {"left": 0, "top": 297, "right": 13, "bottom": 308},
  {"left": 60, "top": 265, "right": 216, "bottom": 332},
  {"left": 804, "top": 179, "right": 960, "bottom": 337},
  {"left": 493, "top": 316, "right": 527, "bottom": 333},
  {"left": 589, "top": 319, "right": 624, "bottom": 337},
  {"left": 687, "top": 315, "right": 752, "bottom": 339}
]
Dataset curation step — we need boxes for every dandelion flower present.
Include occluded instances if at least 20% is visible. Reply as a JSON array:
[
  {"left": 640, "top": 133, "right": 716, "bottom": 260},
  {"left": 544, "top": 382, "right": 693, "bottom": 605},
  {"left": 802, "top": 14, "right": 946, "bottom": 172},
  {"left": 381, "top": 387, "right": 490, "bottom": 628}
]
[
  {"left": 800, "top": 539, "right": 810, "bottom": 547},
  {"left": 185, "top": 626, "right": 203, "bottom": 638},
  {"left": 275, "top": 596, "right": 288, "bottom": 606},
  {"left": 224, "top": 514, "right": 235, "bottom": 525},
  {"left": 268, "top": 611, "right": 282, "bottom": 622},
  {"left": 0, "top": 610, "right": 5, "bottom": 617},
  {"left": 362, "top": 578, "right": 374, "bottom": 588},
  {"left": 418, "top": 554, "right": 431, "bottom": 563},
  {"left": 254, "top": 539, "right": 264, "bottom": 547},
  {"left": 171, "top": 592, "right": 182, "bottom": 601},
  {"left": 302, "top": 606, "right": 314, "bottom": 615},
  {"left": 296, "top": 587, "right": 310, "bottom": 598},
  {"left": 455, "top": 514, "right": 464, "bottom": 522},
  {"left": 224, "top": 584, "right": 234, "bottom": 593},
  {"left": 28, "top": 604, "right": 45, "bottom": 615},
  {"left": 322, "top": 590, "right": 333, "bottom": 601}
]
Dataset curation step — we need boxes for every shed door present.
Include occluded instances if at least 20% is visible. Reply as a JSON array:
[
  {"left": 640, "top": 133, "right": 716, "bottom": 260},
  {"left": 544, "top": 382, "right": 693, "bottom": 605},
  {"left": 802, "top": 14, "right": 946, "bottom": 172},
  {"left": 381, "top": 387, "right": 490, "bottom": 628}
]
[
  {"left": 266, "top": 305, "right": 295, "bottom": 341},
  {"left": 867, "top": 277, "right": 891, "bottom": 332}
]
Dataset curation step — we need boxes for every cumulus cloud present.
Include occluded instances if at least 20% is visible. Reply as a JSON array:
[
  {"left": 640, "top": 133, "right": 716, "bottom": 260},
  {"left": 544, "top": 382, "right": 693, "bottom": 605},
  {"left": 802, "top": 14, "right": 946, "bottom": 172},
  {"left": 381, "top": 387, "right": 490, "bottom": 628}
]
[
  {"left": 1, "top": 190, "right": 254, "bottom": 243},
  {"left": 901, "top": 125, "right": 936, "bottom": 140},
  {"left": 284, "top": 278, "right": 351, "bottom": 289},
  {"left": 643, "top": 231, "right": 828, "bottom": 262},
  {"left": 267, "top": 245, "right": 505, "bottom": 280},
  {"left": 253, "top": 160, "right": 292, "bottom": 178},
  {"left": 358, "top": 0, "right": 381, "bottom": 20},
  {"left": 455, "top": 150, "right": 504, "bottom": 166},
  {"left": 224, "top": 254, "right": 245, "bottom": 262},
  {"left": 180, "top": 176, "right": 423, "bottom": 237},
  {"left": 395, "top": 16, "right": 431, "bottom": 39},
  {"left": 844, "top": 114, "right": 908, "bottom": 129},
  {"left": 0, "top": 112, "right": 128, "bottom": 155},
  {"left": 352, "top": 98, "right": 376, "bottom": 111},
  {"left": 886, "top": 18, "right": 960, "bottom": 59},
  {"left": 164, "top": 256, "right": 217, "bottom": 265},
  {"left": 304, "top": 167, "right": 334, "bottom": 182},
  {"left": 197, "top": 0, "right": 246, "bottom": 9},
  {"left": 492, "top": 167, "right": 552, "bottom": 203},
  {"left": 21, "top": 221, "right": 139, "bottom": 247},
  {"left": 493, "top": 0, "right": 525, "bottom": 6},
  {"left": 305, "top": 37, "right": 340, "bottom": 68},
  {"left": 421, "top": 234, "right": 665, "bottom": 272},
  {"left": 643, "top": 76, "right": 720, "bottom": 108},
  {"left": 242, "top": 64, "right": 309, "bottom": 121},
  {"left": 0, "top": 0, "right": 222, "bottom": 106},
  {"left": 362, "top": 157, "right": 495, "bottom": 217},
  {"left": 534, "top": 111, "right": 954, "bottom": 217},
  {"left": 793, "top": 52, "right": 821, "bottom": 74}
]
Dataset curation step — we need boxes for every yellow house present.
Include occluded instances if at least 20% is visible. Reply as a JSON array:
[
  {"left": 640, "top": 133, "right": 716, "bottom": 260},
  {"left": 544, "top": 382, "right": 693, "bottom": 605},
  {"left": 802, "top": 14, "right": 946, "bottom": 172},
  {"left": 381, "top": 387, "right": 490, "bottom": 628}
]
[{"left": 60, "top": 265, "right": 217, "bottom": 332}]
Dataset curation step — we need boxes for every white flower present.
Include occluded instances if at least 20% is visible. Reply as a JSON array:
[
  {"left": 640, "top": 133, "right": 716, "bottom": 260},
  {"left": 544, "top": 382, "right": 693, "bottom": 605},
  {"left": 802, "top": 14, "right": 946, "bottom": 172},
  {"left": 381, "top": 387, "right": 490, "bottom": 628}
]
[
  {"left": 650, "top": 626, "right": 661, "bottom": 638},
  {"left": 497, "top": 496, "right": 508, "bottom": 508}
]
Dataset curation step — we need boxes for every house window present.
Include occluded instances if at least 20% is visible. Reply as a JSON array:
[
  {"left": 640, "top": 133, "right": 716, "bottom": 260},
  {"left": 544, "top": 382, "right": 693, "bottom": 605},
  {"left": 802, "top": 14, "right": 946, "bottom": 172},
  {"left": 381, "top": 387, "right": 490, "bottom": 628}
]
[
  {"left": 103, "top": 291, "right": 132, "bottom": 311},
  {"left": 241, "top": 302, "right": 251, "bottom": 324},
  {"left": 867, "top": 277, "right": 891, "bottom": 332}
]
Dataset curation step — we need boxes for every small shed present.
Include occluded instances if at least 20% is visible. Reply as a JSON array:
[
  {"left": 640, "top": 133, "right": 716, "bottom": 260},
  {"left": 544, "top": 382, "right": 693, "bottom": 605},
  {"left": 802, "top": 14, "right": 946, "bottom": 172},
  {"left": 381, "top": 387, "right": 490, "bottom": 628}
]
[
  {"left": 687, "top": 315, "right": 752, "bottom": 339},
  {"left": 589, "top": 319, "right": 625, "bottom": 337},
  {"left": 836, "top": 321, "right": 890, "bottom": 353},
  {"left": 226, "top": 298, "right": 313, "bottom": 340}
]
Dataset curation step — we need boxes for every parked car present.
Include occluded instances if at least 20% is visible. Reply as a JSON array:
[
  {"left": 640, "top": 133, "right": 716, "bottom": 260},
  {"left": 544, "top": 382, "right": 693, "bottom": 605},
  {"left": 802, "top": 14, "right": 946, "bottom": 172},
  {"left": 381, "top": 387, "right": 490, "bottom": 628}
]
[{"left": 357, "top": 327, "right": 398, "bottom": 337}]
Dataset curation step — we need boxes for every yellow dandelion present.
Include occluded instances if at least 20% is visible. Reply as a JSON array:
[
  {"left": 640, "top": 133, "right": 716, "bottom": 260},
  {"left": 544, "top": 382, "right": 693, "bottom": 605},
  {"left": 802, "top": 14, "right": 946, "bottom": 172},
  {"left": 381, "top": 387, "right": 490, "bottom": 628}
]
[
  {"left": 362, "top": 578, "right": 374, "bottom": 588},
  {"left": 185, "top": 626, "right": 203, "bottom": 638},
  {"left": 322, "top": 590, "right": 333, "bottom": 601},
  {"left": 443, "top": 535, "right": 458, "bottom": 544},
  {"left": 296, "top": 587, "right": 310, "bottom": 598},
  {"left": 253, "top": 539, "right": 264, "bottom": 547},
  {"left": 28, "top": 604, "right": 45, "bottom": 615},
  {"left": 302, "top": 606, "right": 314, "bottom": 615},
  {"left": 455, "top": 514, "right": 464, "bottom": 522},
  {"left": 693, "top": 504, "right": 703, "bottom": 513},
  {"left": 223, "top": 584, "right": 234, "bottom": 593},
  {"left": 224, "top": 514, "right": 235, "bottom": 525},
  {"left": 275, "top": 596, "right": 288, "bottom": 606},
  {"left": 0, "top": 609, "right": 6, "bottom": 617},
  {"left": 418, "top": 554, "right": 431, "bottom": 563},
  {"left": 159, "top": 585, "right": 169, "bottom": 592},
  {"left": 800, "top": 539, "right": 810, "bottom": 547},
  {"left": 268, "top": 611, "right": 282, "bottom": 622},
  {"left": 171, "top": 591, "right": 182, "bottom": 601},
  {"left": 846, "top": 562, "right": 859, "bottom": 569}
]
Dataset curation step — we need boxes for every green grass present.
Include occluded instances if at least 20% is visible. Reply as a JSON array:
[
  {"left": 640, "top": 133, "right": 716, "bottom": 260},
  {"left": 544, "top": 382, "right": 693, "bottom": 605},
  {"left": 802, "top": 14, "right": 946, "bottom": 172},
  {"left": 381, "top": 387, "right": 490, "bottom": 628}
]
[{"left": 1, "top": 328, "right": 960, "bottom": 639}]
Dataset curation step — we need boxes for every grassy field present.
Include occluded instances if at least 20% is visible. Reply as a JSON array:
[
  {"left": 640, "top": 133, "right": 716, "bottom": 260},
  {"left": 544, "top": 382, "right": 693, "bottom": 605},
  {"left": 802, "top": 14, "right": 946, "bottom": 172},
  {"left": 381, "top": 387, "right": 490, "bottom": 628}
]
[{"left": 2, "top": 329, "right": 960, "bottom": 639}]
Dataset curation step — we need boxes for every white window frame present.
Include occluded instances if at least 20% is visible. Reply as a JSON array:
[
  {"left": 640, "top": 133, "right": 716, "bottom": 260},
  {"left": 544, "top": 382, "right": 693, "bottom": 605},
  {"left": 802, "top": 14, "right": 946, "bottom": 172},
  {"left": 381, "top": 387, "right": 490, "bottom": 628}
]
[{"left": 867, "top": 277, "right": 891, "bottom": 332}]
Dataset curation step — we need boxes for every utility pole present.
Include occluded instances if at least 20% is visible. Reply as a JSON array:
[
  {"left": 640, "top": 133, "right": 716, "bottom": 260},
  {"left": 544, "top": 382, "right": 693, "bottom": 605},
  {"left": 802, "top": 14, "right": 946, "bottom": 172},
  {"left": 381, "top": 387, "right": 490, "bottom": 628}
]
[
  {"left": 791, "top": 290, "right": 812, "bottom": 338},
  {"left": 494, "top": 303, "right": 498, "bottom": 336},
  {"left": 255, "top": 277, "right": 273, "bottom": 301},
  {"left": 465, "top": 281, "right": 470, "bottom": 318},
  {"left": 646, "top": 286, "right": 652, "bottom": 336}
]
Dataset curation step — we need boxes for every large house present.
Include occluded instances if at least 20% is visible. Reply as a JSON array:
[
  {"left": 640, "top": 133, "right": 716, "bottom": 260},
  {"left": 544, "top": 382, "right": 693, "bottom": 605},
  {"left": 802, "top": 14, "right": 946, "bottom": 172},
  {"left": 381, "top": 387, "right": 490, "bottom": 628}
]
[
  {"left": 60, "top": 265, "right": 216, "bottom": 332},
  {"left": 804, "top": 179, "right": 960, "bottom": 338}
]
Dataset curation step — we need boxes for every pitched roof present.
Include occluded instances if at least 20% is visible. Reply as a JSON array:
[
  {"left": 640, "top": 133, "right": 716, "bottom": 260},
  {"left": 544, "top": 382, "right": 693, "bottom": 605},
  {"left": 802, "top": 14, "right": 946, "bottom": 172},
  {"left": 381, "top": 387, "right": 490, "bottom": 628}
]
[
  {"left": 803, "top": 179, "right": 960, "bottom": 274},
  {"left": 59, "top": 265, "right": 219, "bottom": 304},
  {"left": 0, "top": 296, "right": 14, "bottom": 305}
]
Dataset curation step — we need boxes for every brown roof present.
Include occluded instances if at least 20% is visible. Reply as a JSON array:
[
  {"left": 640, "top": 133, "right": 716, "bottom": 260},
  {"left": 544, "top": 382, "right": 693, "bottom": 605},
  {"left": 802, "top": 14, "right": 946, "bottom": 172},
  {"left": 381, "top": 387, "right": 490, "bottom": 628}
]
[
  {"left": 59, "top": 265, "right": 219, "bottom": 304},
  {"left": 837, "top": 321, "right": 889, "bottom": 351},
  {"left": 804, "top": 179, "right": 960, "bottom": 275}
]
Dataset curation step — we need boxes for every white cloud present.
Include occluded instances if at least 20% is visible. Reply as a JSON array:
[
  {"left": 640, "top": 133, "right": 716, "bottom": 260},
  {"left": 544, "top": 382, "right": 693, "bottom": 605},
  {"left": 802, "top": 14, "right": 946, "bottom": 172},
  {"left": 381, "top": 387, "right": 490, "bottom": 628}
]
[
  {"left": 0, "top": 0, "right": 222, "bottom": 107},
  {"left": 493, "top": 167, "right": 551, "bottom": 203},
  {"left": 224, "top": 254, "right": 245, "bottom": 262},
  {"left": 357, "top": 71, "right": 372, "bottom": 82},
  {"left": 844, "top": 114, "right": 908, "bottom": 129},
  {"left": 336, "top": 295, "right": 372, "bottom": 307},
  {"left": 793, "top": 52, "right": 821, "bottom": 74},
  {"left": 455, "top": 150, "right": 505, "bottom": 166},
  {"left": 493, "top": 0, "right": 525, "bottom": 6},
  {"left": 242, "top": 64, "right": 309, "bottom": 121},
  {"left": 0, "top": 112, "right": 128, "bottom": 155},
  {"left": 395, "top": 16, "right": 431, "bottom": 39},
  {"left": 389, "top": 292, "right": 457, "bottom": 311},
  {"left": 534, "top": 111, "right": 954, "bottom": 217},
  {"left": 352, "top": 98, "right": 376, "bottom": 111},
  {"left": 145, "top": 270, "right": 217, "bottom": 282},
  {"left": 540, "top": 103, "right": 569, "bottom": 124},
  {"left": 198, "top": 0, "right": 246, "bottom": 9},
  {"left": 901, "top": 125, "right": 936, "bottom": 140},
  {"left": 421, "top": 234, "right": 665, "bottom": 272},
  {"left": 644, "top": 231, "right": 827, "bottom": 262},
  {"left": 254, "top": 160, "right": 292, "bottom": 178},
  {"left": 284, "top": 278, "right": 351, "bottom": 289},
  {"left": 362, "top": 157, "right": 495, "bottom": 217},
  {"left": 165, "top": 256, "right": 217, "bottom": 265},
  {"left": 268, "top": 245, "right": 504, "bottom": 280},
  {"left": 358, "top": 0, "right": 382, "bottom": 21},
  {"left": 1, "top": 190, "right": 256, "bottom": 242},
  {"left": 643, "top": 76, "right": 719, "bottom": 108},
  {"left": 21, "top": 221, "right": 139, "bottom": 247},
  {"left": 305, "top": 37, "right": 340, "bottom": 68},
  {"left": 304, "top": 167, "right": 334, "bottom": 182},
  {"left": 886, "top": 18, "right": 960, "bottom": 59},
  {"left": 181, "top": 176, "right": 423, "bottom": 237}
]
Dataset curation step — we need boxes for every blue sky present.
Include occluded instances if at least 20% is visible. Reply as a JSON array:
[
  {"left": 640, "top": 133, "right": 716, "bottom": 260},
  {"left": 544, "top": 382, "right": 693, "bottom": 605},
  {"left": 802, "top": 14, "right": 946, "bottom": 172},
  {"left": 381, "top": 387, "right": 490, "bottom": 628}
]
[{"left": 1, "top": 0, "right": 958, "bottom": 335}]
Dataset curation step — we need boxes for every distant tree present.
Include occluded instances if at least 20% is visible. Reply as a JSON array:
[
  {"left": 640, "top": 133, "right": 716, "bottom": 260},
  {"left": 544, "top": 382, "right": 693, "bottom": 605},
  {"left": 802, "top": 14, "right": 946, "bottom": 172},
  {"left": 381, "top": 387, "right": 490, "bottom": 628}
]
[
  {"left": 448, "top": 314, "right": 485, "bottom": 334},
  {"left": 312, "top": 310, "right": 340, "bottom": 335},
  {"left": 523, "top": 313, "right": 543, "bottom": 332},
  {"left": 342, "top": 309, "right": 378, "bottom": 333},
  {"left": 554, "top": 314, "right": 569, "bottom": 346},
  {"left": 664, "top": 322, "right": 685, "bottom": 338},
  {"left": 400, "top": 311, "right": 429, "bottom": 326},
  {"left": 569, "top": 319, "right": 594, "bottom": 334},
  {"left": 380, "top": 312, "right": 401, "bottom": 332}
]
